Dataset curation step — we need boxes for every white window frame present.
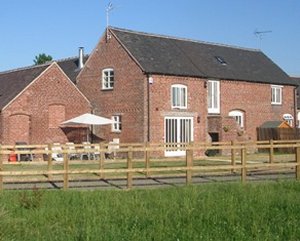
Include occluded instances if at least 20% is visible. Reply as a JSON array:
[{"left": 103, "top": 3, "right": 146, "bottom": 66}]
[
  {"left": 102, "top": 68, "right": 114, "bottom": 90},
  {"left": 207, "top": 80, "right": 220, "bottom": 114},
  {"left": 171, "top": 84, "right": 187, "bottom": 109},
  {"left": 271, "top": 85, "right": 282, "bottom": 105},
  {"left": 164, "top": 116, "right": 194, "bottom": 157},
  {"left": 229, "top": 110, "right": 244, "bottom": 128},
  {"left": 112, "top": 115, "right": 121, "bottom": 132}
]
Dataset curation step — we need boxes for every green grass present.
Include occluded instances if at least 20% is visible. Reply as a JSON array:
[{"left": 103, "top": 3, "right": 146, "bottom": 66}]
[{"left": 0, "top": 181, "right": 300, "bottom": 240}]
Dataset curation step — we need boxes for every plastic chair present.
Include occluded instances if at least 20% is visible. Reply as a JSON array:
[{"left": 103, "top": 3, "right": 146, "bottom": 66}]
[
  {"left": 51, "top": 143, "right": 64, "bottom": 161},
  {"left": 66, "top": 142, "right": 79, "bottom": 160}
]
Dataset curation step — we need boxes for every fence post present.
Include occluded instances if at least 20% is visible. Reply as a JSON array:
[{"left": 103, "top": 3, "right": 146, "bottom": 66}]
[
  {"left": 63, "top": 147, "right": 69, "bottom": 190},
  {"left": 47, "top": 144, "right": 53, "bottom": 181},
  {"left": 99, "top": 143, "right": 105, "bottom": 179},
  {"left": 186, "top": 142, "right": 194, "bottom": 185},
  {"left": 145, "top": 142, "right": 150, "bottom": 177},
  {"left": 269, "top": 139, "right": 274, "bottom": 164},
  {"left": 296, "top": 146, "right": 300, "bottom": 180},
  {"left": 0, "top": 145, "right": 3, "bottom": 191},
  {"left": 231, "top": 140, "right": 236, "bottom": 173},
  {"left": 241, "top": 147, "right": 247, "bottom": 183},
  {"left": 127, "top": 146, "right": 133, "bottom": 189}
]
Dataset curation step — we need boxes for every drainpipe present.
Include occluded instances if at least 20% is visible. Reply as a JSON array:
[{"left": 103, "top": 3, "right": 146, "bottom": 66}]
[
  {"left": 147, "top": 74, "right": 153, "bottom": 142},
  {"left": 294, "top": 87, "right": 298, "bottom": 127},
  {"left": 0, "top": 111, "right": 2, "bottom": 143}
]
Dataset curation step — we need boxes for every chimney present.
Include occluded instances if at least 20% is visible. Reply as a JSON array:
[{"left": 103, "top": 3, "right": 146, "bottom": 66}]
[{"left": 78, "top": 47, "right": 84, "bottom": 69}]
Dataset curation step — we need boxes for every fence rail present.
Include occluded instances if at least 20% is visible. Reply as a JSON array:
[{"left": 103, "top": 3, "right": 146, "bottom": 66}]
[{"left": 0, "top": 140, "right": 299, "bottom": 190}]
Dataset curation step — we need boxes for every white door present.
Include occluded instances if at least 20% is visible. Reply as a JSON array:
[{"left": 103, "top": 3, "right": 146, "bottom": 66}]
[{"left": 164, "top": 117, "right": 193, "bottom": 156}]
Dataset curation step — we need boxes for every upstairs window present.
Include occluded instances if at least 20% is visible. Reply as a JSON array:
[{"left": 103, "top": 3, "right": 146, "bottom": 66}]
[
  {"left": 208, "top": 80, "right": 220, "bottom": 114},
  {"left": 271, "top": 85, "right": 282, "bottom": 105},
  {"left": 229, "top": 110, "right": 244, "bottom": 128},
  {"left": 171, "top": 84, "right": 187, "bottom": 109},
  {"left": 215, "top": 56, "right": 227, "bottom": 65},
  {"left": 102, "top": 68, "right": 114, "bottom": 90},
  {"left": 112, "top": 115, "right": 122, "bottom": 132}
]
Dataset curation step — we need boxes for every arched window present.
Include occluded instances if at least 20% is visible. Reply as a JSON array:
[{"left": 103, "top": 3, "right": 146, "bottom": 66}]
[
  {"left": 229, "top": 110, "right": 244, "bottom": 128},
  {"left": 102, "top": 68, "right": 114, "bottom": 90}
]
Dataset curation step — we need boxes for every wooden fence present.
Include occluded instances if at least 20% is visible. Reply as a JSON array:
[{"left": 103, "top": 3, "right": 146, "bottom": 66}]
[
  {"left": 257, "top": 127, "right": 300, "bottom": 141},
  {"left": 0, "top": 140, "right": 299, "bottom": 191}
]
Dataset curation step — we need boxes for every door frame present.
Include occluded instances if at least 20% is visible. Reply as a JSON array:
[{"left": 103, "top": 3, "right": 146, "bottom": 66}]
[{"left": 164, "top": 116, "right": 194, "bottom": 157}]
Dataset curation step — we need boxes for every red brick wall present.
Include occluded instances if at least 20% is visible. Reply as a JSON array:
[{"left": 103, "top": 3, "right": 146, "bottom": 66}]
[
  {"left": 220, "top": 80, "right": 295, "bottom": 141},
  {"left": 1, "top": 63, "right": 91, "bottom": 145},
  {"left": 77, "top": 33, "right": 208, "bottom": 145},
  {"left": 148, "top": 75, "right": 207, "bottom": 143},
  {"left": 77, "top": 31, "right": 295, "bottom": 147},
  {"left": 77, "top": 33, "right": 146, "bottom": 143}
]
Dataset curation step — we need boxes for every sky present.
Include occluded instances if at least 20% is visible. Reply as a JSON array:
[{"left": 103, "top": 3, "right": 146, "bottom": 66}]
[{"left": 1, "top": 0, "right": 300, "bottom": 76}]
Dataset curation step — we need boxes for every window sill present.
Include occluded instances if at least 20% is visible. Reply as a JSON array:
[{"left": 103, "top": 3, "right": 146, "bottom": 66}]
[
  {"left": 111, "top": 131, "right": 121, "bottom": 133},
  {"left": 207, "top": 113, "right": 221, "bottom": 117},
  {"left": 172, "top": 107, "right": 187, "bottom": 110}
]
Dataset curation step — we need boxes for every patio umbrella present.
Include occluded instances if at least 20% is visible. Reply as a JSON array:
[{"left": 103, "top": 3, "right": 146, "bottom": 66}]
[
  {"left": 61, "top": 113, "right": 115, "bottom": 126},
  {"left": 60, "top": 113, "right": 115, "bottom": 142}
]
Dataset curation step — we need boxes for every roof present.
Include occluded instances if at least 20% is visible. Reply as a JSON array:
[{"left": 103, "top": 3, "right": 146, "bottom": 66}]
[
  {"left": 0, "top": 64, "right": 49, "bottom": 109},
  {"left": 57, "top": 55, "right": 89, "bottom": 83},
  {"left": 110, "top": 27, "right": 295, "bottom": 86},
  {"left": 0, "top": 55, "right": 88, "bottom": 110},
  {"left": 260, "top": 121, "right": 291, "bottom": 128}
]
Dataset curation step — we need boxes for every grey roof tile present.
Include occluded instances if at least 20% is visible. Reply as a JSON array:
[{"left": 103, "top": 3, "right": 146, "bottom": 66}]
[
  {"left": 0, "top": 65, "right": 49, "bottom": 109},
  {"left": 111, "top": 27, "right": 295, "bottom": 86},
  {"left": 0, "top": 55, "right": 89, "bottom": 110}
]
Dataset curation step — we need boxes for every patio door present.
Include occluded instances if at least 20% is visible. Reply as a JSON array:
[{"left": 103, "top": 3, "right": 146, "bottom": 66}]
[{"left": 164, "top": 117, "right": 193, "bottom": 156}]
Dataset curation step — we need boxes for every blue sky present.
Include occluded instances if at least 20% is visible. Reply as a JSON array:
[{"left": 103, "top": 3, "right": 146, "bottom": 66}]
[{"left": 1, "top": 0, "right": 300, "bottom": 76}]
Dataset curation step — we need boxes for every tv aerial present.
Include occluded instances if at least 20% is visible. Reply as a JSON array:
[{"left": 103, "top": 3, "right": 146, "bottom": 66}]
[
  {"left": 254, "top": 29, "right": 272, "bottom": 40},
  {"left": 254, "top": 29, "right": 272, "bottom": 49},
  {"left": 106, "top": 2, "right": 114, "bottom": 40}
]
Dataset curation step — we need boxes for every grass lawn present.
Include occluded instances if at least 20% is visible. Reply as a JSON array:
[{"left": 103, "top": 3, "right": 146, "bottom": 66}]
[{"left": 0, "top": 181, "right": 300, "bottom": 241}]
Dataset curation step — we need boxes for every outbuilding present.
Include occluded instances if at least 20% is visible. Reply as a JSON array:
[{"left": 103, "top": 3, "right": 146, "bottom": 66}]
[{"left": 0, "top": 60, "right": 91, "bottom": 145}]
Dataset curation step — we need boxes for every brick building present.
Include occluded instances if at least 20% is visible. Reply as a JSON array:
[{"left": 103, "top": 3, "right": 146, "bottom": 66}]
[
  {"left": 77, "top": 27, "right": 297, "bottom": 156},
  {"left": 0, "top": 59, "right": 91, "bottom": 145},
  {"left": 291, "top": 77, "right": 300, "bottom": 127}
]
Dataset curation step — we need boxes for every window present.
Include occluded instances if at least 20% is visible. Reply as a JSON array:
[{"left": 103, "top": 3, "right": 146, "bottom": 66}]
[
  {"left": 102, "top": 68, "right": 114, "bottom": 90},
  {"left": 271, "top": 85, "right": 282, "bottom": 105},
  {"left": 171, "top": 84, "right": 187, "bottom": 109},
  {"left": 215, "top": 56, "right": 227, "bottom": 65},
  {"left": 229, "top": 110, "right": 244, "bottom": 128},
  {"left": 207, "top": 80, "right": 220, "bottom": 113},
  {"left": 165, "top": 117, "right": 193, "bottom": 156},
  {"left": 112, "top": 115, "right": 122, "bottom": 132}
]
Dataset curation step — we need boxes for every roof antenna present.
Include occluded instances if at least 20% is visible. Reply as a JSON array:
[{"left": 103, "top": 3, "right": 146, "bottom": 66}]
[
  {"left": 106, "top": 2, "right": 114, "bottom": 41},
  {"left": 254, "top": 29, "right": 272, "bottom": 49}
]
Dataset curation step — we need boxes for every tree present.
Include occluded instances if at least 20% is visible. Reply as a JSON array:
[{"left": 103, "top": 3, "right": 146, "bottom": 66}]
[{"left": 33, "top": 53, "right": 53, "bottom": 65}]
